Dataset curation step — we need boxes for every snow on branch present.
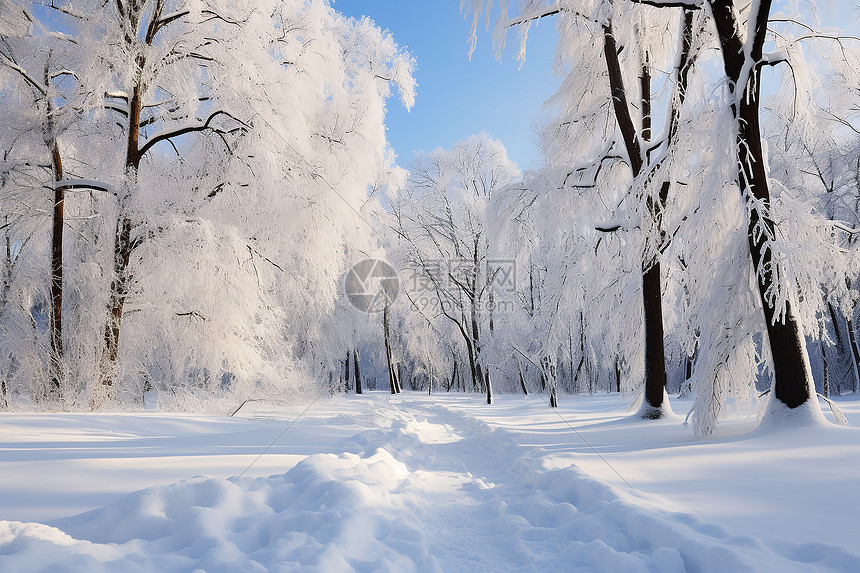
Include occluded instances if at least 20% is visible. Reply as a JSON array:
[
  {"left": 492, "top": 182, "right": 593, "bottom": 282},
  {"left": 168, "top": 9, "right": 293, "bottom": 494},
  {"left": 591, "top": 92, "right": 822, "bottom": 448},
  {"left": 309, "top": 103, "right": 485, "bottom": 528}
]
[
  {"left": 505, "top": 7, "right": 561, "bottom": 30},
  {"left": 200, "top": 9, "right": 254, "bottom": 28},
  {"left": 626, "top": 0, "right": 702, "bottom": 7},
  {"left": 0, "top": 52, "right": 47, "bottom": 96},
  {"left": 47, "top": 1, "right": 85, "bottom": 19},
  {"left": 50, "top": 69, "right": 77, "bottom": 80},
  {"left": 54, "top": 179, "right": 114, "bottom": 194},
  {"left": 145, "top": 10, "right": 190, "bottom": 44},
  {"left": 0, "top": 0, "right": 34, "bottom": 37},
  {"left": 138, "top": 110, "right": 249, "bottom": 159},
  {"left": 759, "top": 50, "right": 788, "bottom": 67}
]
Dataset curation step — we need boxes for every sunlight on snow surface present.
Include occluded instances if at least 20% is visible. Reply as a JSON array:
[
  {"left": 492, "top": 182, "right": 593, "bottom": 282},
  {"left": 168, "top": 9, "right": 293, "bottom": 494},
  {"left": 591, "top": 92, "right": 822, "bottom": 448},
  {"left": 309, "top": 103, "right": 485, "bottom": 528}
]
[{"left": 0, "top": 393, "right": 859, "bottom": 572}]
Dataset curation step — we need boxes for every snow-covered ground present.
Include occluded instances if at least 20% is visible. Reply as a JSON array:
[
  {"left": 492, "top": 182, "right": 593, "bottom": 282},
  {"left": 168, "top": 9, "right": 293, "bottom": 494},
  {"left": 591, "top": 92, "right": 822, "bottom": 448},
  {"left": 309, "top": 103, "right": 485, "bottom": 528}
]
[{"left": 1, "top": 392, "right": 859, "bottom": 571}]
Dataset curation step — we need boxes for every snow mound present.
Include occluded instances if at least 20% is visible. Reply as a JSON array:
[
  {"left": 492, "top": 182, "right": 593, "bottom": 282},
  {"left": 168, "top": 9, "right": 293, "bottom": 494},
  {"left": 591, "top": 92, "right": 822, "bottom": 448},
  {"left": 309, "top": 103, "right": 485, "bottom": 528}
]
[
  {"left": 755, "top": 394, "right": 830, "bottom": 434},
  {"left": 0, "top": 448, "right": 430, "bottom": 572}
]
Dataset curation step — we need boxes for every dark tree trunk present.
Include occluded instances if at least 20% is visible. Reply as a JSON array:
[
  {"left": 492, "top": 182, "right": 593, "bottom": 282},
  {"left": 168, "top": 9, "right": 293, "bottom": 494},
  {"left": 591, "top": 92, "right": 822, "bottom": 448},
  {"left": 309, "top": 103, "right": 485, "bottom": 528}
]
[
  {"left": 469, "top": 299, "right": 490, "bottom": 401},
  {"left": 823, "top": 301, "right": 857, "bottom": 394},
  {"left": 383, "top": 305, "right": 398, "bottom": 395},
  {"left": 396, "top": 363, "right": 404, "bottom": 393},
  {"left": 847, "top": 317, "right": 860, "bottom": 394},
  {"left": 518, "top": 364, "right": 529, "bottom": 396},
  {"left": 1, "top": 222, "right": 10, "bottom": 406},
  {"left": 97, "top": 69, "right": 143, "bottom": 406},
  {"left": 542, "top": 357, "right": 558, "bottom": 408},
  {"left": 464, "top": 336, "right": 479, "bottom": 392},
  {"left": 448, "top": 359, "right": 457, "bottom": 392},
  {"left": 353, "top": 349, "right": 362, "bottom": 394},
  {"left": 488, "top": 290, "right": 494, "bottom": 334},
  {"left": 540, "top": 356, "right": 548, "bottom": 391},
  {"left": 825, "top": 302, "right": 854, "bottom": 394},
  {"left": 344, "top": 350, "right": 350, "bottom": 393},
  {"left": 709, "top": 0, "right": 813, "bottom": 409},
  {"left": 44, "top": 60, "right": 64, "bottom": 401},
  {"left": 48, "top": 137, "right": 64, "bottom": 399},
  {"left": 821, "top": 342, "right": 829, "bottom": 397},
  {"left": 568, "top": 322, "right": 575, "bottom": 394},
  {"left": 97, "top": 0, "right": 151, "bottom": 405},
  {"left": 641, "top": 262, "right": 667, "bottom": 415},
  {"left": 98, "top": 215, "right": 134, "bottom": 405},
  {"left": 603, "top": 23, "right": 668, "bottom": 416}
]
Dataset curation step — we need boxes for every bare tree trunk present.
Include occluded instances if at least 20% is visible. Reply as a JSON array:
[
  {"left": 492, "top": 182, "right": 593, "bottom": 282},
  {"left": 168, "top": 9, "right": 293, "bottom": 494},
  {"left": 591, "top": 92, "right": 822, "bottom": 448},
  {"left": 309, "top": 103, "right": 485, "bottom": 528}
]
[
  {"left": 344, "top": 350, "right": 350, "bottom": 393},
  {"left": 548, "top": 361, "right": 558, "bottom": 408},
  {"left": 1, "top": 222, "right": 11, "bottom": 407},
  {"left": 44, "top": 60, "right": 64, "bottom": 401},
  {"left": 384, "top": 305, "right": 398, "bottom": 395},
  {"left": 821, "top": 342, "right": 829, "bottom": 397},
  {"left": 396, "top": 363, "right": 404, "bottom": 393},
  {"left": 603, "top": 23, "right": 668, "bottom": 417},
  {"left": 464, "top": 335, "right": 479, "bottom": 392},
  {"left": 710, "top": 0, "right": 814, "bottom": 409},
  {"left": 827, "top": 302, "right": 857, "bottom": 394},
  {"left": 518, "top": 363, "right": 529, "bottom": 396},
  {"left": 96, "top": 66, "right": 143, "bottom": 407},
  {"left": 847, "top": 317, "right": 860, "bottom": 395},
  {"left": 573, "top": 312, "right": 586, "bottom": 393},
  {"left": 540, "top": 356, "right": 548, "bottom": 391},
  {"left": 353, "top": 349, "right": 362, "bottom": 394},
  {"left": 568, "top": 322, "right": 575, "bottom": 394},
  {"left": 488, "top": 289, "right": 494, "bottom": 334},
  {"left": 641, "top": 262, "right": 667, "bottom": 416},
  {"left": 48, "top": 146, "right": 64, "bottom": 400},
  {"left": 96, "top": 215, "right": 134, "bottom": 407},
  {"left": 469, "top": 298, "right": 489, "bottom": 401},
  {"left": 96, "top": 0, "right": 150, "bottom": 406}
]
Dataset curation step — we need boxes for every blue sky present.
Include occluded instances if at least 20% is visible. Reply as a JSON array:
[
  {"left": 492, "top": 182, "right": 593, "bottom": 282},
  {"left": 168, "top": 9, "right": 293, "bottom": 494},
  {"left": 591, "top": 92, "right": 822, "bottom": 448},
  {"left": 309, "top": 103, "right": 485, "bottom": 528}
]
[
  {"left": 333, "top": 0, "right": 560, "bottom": 170},
  {"left": 333, "top": 1, "right": 859, "bottom": 171}
]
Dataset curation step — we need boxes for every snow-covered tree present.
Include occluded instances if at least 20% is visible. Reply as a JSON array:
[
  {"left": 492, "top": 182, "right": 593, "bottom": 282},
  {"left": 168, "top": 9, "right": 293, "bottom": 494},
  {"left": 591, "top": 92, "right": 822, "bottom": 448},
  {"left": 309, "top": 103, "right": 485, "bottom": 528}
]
[
  {"left": 1, "top": 0, "right": 415, "bottom": 409},
  {"left": 389, "top": 135, "right": 519, "bottom": 404},
  {"left": 464, "top": 0, "right": 859, "bottom": 432},
  {"left": 0, "top": 1, "right": 84, "bottom": 401},
  {"left": 465, "top": 0, "right": 701, "bottom": 416}
]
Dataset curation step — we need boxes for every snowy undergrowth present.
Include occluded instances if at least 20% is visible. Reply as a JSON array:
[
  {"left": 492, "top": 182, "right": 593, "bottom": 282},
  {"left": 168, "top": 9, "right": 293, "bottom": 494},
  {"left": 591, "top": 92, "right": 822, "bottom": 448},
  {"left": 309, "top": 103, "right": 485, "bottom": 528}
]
[{"left": 1, "top": 396, "right": 859, "bottom": 572}]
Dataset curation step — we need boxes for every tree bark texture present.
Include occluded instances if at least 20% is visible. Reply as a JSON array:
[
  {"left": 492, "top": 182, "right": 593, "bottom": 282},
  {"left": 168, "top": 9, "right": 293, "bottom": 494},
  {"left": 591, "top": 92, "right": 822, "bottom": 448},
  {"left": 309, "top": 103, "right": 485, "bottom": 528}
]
[{"left": 709, "top": 0, "right": 813, "bottom": 408}]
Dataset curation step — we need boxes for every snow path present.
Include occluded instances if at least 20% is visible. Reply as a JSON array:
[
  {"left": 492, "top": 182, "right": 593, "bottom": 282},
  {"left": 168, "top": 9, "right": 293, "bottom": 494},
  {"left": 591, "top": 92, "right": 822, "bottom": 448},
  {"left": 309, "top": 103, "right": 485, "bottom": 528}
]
[
  {"left": 441, "top": 394, "right": 860, "bottom": 550},
  {"left": 1, "top": 395, "right": 858, "bottom": 572}
]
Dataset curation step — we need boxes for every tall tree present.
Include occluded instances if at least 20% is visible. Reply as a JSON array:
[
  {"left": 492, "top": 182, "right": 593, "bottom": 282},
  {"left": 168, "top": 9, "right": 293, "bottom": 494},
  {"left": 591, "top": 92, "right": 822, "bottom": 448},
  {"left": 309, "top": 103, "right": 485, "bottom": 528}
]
[
  {"left": 465, "top": 0, "right": 696, "bottom": 416},
  {"left": 1, "top": 5, "right": 75, "bottom": 400},
  {"left": 3, "top": 0, "right": 415, "bottom": 409},
  {"left": 390, "top": 135, "right": 518, "bottom": 404},
  {"left": 707, "top": 0, "right": 822, "bottom": 410}
]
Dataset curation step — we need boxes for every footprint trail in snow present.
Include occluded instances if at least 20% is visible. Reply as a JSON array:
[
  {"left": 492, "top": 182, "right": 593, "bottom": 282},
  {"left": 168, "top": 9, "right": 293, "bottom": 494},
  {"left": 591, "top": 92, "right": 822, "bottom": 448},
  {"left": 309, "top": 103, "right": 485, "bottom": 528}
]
[{"left": 1, "top": 396, "right": 857, "bottom": 572}]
